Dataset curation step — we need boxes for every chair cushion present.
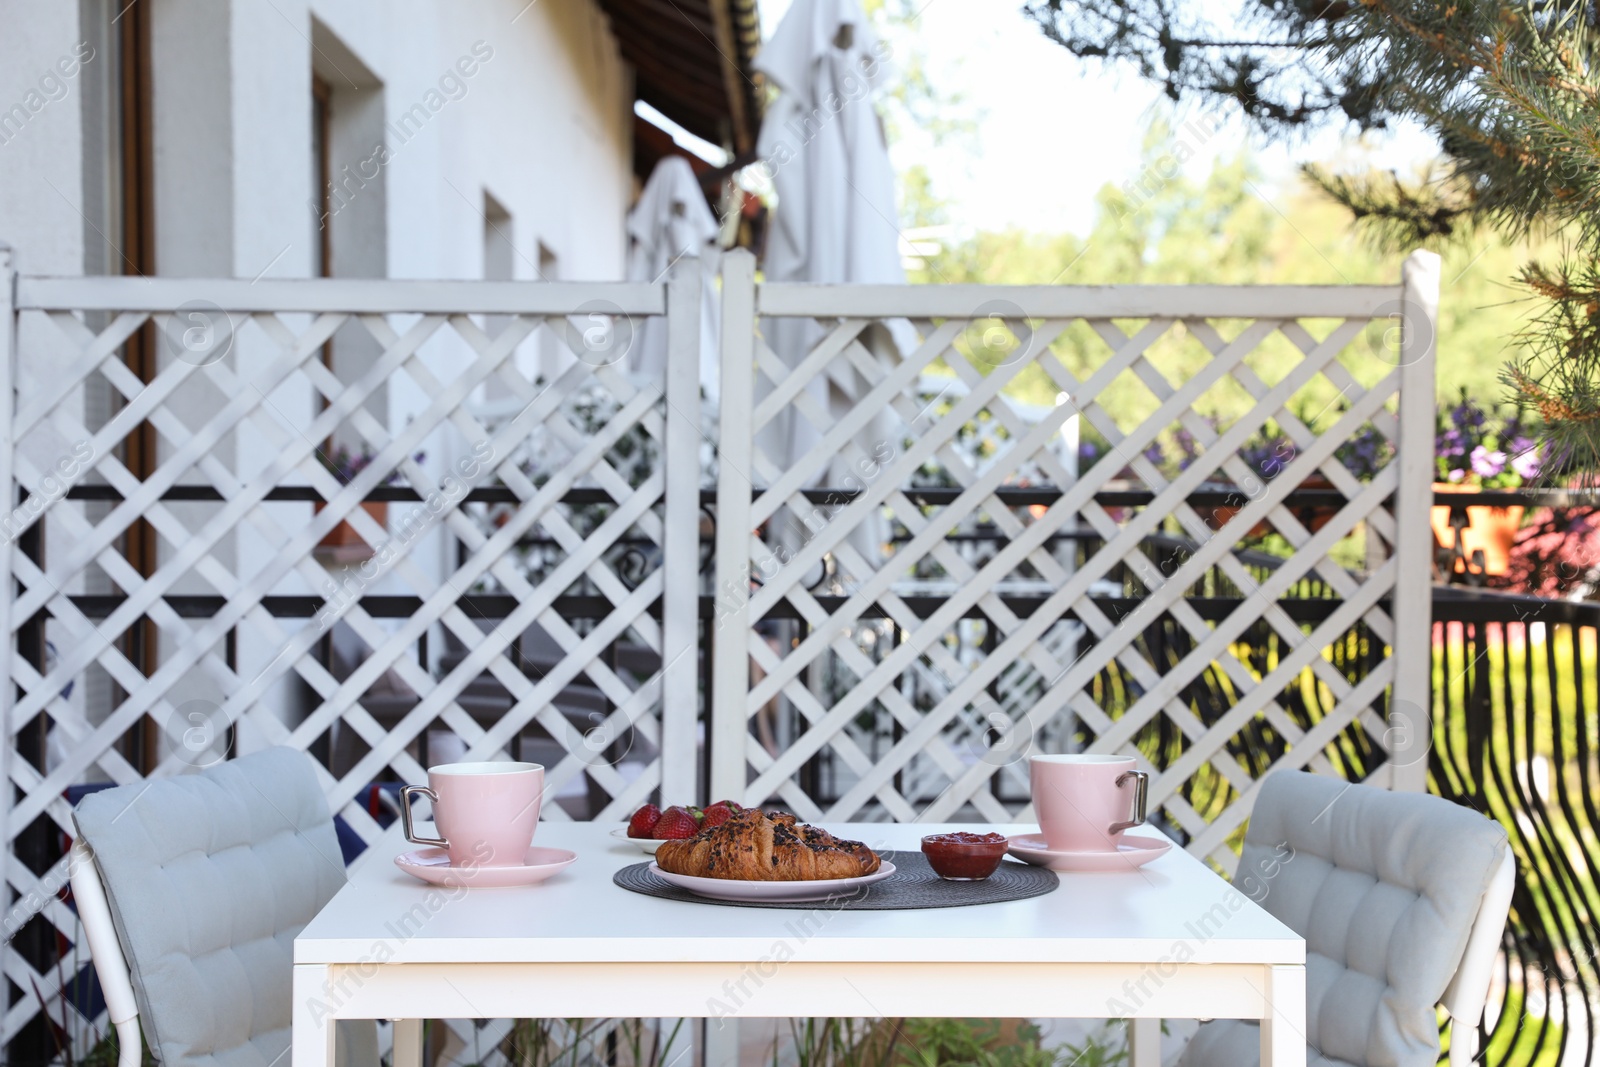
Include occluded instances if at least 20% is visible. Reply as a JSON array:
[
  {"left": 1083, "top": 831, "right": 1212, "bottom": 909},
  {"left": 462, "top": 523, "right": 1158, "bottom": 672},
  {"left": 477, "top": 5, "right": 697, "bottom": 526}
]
[
  {"left": 1198, "top": 771, "right": 1507, "bottom": 1067},
  {"left": 73, "top": 748, "right": 369, "bottom": 1067},
  {"left": 1180, "top": 1019, "right": 1357, "bottom": 1067}
]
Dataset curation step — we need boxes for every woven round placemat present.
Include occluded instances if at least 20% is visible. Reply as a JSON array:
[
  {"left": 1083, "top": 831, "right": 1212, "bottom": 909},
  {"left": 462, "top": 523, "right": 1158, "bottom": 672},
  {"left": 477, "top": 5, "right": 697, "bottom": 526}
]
[{"left": 612, "top": 850, "right": 1057, "bottom": 910}]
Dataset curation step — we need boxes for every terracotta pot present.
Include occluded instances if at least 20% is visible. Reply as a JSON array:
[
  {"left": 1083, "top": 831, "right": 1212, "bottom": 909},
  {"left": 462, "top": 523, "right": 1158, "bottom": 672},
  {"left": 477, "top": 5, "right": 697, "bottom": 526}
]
[
  {"left": 1292, "top": 474, "right": 1341, "bottom": 534},
  {"left": 1430, "top": 482, "right": 1524, "bottom": 576},
  {"left": 1206, "top": 475, "right": 1340, "bottom": 538},
  {"left": 313, "top": 500, "right": 387, "bottom": 553}
]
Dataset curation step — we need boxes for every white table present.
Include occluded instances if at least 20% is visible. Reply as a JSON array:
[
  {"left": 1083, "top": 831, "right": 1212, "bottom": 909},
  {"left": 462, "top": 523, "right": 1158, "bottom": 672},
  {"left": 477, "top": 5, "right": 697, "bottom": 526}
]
[{"left": 293, "top": 823, "right": 1306, "bottom": 1067}]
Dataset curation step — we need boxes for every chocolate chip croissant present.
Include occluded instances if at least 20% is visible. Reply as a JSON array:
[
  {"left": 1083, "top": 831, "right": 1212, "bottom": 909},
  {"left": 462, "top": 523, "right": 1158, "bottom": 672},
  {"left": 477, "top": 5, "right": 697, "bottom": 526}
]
[{"left": 654, "top": 809, "right": 881, "bottom": 880}]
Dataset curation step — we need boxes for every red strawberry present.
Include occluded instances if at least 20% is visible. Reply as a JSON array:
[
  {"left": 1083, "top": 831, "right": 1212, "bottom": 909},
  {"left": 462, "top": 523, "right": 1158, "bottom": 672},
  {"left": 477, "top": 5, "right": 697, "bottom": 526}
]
[
  {"left": 651, "top": 805, "right": 700, "bottom": 839},
  {"left": 711, "top": 799, "right": 743, "bottom": 813},
  {"left": 627, "top": 803, "right": 662, "bottom": 839},
  {"left": 701, "top": 802, "right": 735, "bottom": 828}
]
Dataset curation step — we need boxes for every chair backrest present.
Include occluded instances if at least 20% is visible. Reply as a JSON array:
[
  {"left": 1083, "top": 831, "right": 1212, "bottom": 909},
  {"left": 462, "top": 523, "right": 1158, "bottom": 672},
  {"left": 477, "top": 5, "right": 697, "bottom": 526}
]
[
  {"left": 1440, "top": 846, "right": 1516, "bottom": 1067},
  {"left": 1237, "top": 771, "right": 1510, "bottom": 1067},
  {"left": 71, "top": 748, "right": 357, "bottom": 1067}
]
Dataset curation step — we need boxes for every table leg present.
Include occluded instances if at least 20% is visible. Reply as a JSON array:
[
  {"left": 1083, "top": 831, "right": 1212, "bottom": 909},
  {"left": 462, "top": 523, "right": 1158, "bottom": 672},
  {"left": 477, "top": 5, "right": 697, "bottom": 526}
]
[
  {"left": 394, "top": 1018, "right": 424, "bottom": 1067},
  {"left": 292, "top": 965, "right": 336, "bottom": 1067},
  {"left": 1127, "top": 1018, "right": 1160, "bottom": 1067},
  {"left": 1260, "top": 964, "right": 1307, "bottom": 1067},
  {"left": 702, "top": 1017, "right": 739, "bottom": 1067}
]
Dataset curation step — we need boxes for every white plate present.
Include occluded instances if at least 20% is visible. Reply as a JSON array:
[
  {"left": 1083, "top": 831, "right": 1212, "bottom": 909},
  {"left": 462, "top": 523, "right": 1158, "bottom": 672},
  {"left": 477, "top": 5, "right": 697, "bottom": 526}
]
[
  {"left": 394, "top": 846, "right": 577, "bottom": 888},
  {"left": 611, "top": 827, "right": 666, "bottom": 854},
  {"left": 1005, "top": 832, "right": 1171, "bottom": 872},
  {"left": 648, "top": 860, "right": 896, "bottom": 902}
]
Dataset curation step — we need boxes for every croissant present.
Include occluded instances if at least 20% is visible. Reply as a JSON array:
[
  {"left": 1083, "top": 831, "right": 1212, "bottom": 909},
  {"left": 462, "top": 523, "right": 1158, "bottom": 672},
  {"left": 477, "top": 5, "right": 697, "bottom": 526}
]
[{"left": 655, "top": 809, "right": 881, "bottom": 881}]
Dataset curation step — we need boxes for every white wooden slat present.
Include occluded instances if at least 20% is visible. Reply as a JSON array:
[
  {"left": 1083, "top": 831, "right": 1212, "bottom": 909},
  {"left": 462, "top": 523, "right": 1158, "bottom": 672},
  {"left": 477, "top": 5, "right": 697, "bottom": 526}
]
[
  {"left": 758, "top": 282, "right": 1402, "bottom": 319},
  {"left": 314, "top": 453, "right": 666, "bottom": 808},
  {"left": 883, "top": 441, "right": 1395, "bottom": 825},
  {"left": 744, "top": 313, "right": 1285, "bottom": 709},
  {"left": 1083, "top": 319, "right": 1396, "bottom": 707},
  {"left": 17, "top": 321, "right": 636, "bottom": 806},
  {"left": 16, "top": 276, "right": 667, "bottom": 315},
  {"left": 916, "top": 336, "right": 1335, "bottom": 788},
  {"left": 747, "top": 635, "right": 923, "bottom": 822},
  {"left": 319, "top": 315, "right": 670, "bottom": 678},
  {"left": 749, "top": 317, "right": 872, "bottom": 431},
  {"left": 347, "top": 314, "right": 669, "bottom": 658},
  {"left": 729, "top": 286, "right": 1414, "bottom": 819},
  {"left": 774, "top": 346, "right": 1244, "bottom": 820},
  {"left": 751, "top": 317, "right": 1054, "bottom": 531},
  {"left": 0, "top": 244, "right": 15, "bottom": 923},
  {"left": 1203, "top": 317, "right": 1402, "bottom": 552},
  {"left": 289, "top": 404, "right": 664, "bottom": 774},
  {"left": 7, "top": 314, "right": 443, "bottom": 760},
  {"left": 660, "top": 261, "right": 702, "bottom": 802},
  {"left": 1090, "top": 472, "right": 1399, "bottom": 754},
  {"left": 712, "top": 250, "right": 758, "bottom": 802},
  {"left": 1182, "top": 659, "right": 1397, "bottom": 858},
  {"left": 760, "top": 536, "right": 1008, "bottom": 822},
  {"left": 15, "top": 310, "right": 148, "bottom": 433},
  {"left": 747, "top": 320, "right": 1070, "bottom": 615},
  {"left": 1, "top": 276, "right": 696, "bottom": 1050},
  {"left": 1390, "top": 251, "right": 1441, "bottom": 791},
  {"left": 8, "top": 308, "right": 362, "bottom": 634}
]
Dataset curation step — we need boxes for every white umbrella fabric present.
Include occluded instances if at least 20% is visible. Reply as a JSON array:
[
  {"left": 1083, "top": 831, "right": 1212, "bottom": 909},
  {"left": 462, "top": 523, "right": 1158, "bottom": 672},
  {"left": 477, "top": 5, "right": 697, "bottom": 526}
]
[
  {"left": 626, "top": 155, "right": 722, "bottom": 404},
  {"left": 752, "top": 0, "right": 911, "bottom": 564}
]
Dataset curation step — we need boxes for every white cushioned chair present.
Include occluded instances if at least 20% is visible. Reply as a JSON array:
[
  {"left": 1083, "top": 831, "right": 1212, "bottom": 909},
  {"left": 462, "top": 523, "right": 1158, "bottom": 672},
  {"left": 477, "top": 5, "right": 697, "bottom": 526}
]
[
  {"left": 1178, "top": 770, "right": 1514, "bottom": 1067},
  {"left": 70, "top": 747, "right": 379, "bottom": 1067}
]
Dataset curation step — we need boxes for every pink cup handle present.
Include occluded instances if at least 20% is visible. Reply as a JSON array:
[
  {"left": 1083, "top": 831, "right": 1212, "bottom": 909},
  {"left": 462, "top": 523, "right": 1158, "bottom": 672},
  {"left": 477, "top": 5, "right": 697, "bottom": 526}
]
[
  {"left": 1108, "top": 770, "right": 1148, "bottom": 834},
  {"left": 400, "top": 785, "right": 449, "bottom": 848}
]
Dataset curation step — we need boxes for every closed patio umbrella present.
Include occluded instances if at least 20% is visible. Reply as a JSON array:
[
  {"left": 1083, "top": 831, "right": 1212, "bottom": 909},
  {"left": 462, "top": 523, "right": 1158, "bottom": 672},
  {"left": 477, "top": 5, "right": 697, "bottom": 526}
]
[
  {"left": 753, "top": 0, "right": 910, "bottom": 565},
  {"left": 626, "top": 155, "right": 722, "bottom": 404}
]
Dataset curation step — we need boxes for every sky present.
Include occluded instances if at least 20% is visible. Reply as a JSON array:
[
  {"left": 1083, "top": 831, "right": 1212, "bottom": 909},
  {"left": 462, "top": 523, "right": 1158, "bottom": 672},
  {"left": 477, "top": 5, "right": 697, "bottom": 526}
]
[{"left": 757, "top": 0, "right": 1441, "bottom": 239}]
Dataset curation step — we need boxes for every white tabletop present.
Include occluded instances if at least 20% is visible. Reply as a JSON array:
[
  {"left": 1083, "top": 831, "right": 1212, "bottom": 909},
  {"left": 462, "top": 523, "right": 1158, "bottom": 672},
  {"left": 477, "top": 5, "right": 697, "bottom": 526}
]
[{"left": 296, "top": 822, "right": 1302, "bottom": 967}]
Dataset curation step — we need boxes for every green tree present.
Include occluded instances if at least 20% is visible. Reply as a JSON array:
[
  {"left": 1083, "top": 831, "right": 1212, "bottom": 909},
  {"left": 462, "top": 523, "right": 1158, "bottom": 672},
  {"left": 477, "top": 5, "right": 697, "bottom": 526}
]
[
  {"left": 1023, "top": 0, "right": 1600, "bottom": 472},
  {"left": 926, "top": 122, "right": 1553, "bottom": 427}
]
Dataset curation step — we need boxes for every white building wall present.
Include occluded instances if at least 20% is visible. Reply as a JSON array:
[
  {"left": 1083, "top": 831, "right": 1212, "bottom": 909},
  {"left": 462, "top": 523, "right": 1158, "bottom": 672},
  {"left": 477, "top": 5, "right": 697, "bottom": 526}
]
[
  {"left": 0, "top": 0, "right": 634, "bottom": 761},
  {"left": 0, "top": 1, "right": 91, "bottom": 275}
]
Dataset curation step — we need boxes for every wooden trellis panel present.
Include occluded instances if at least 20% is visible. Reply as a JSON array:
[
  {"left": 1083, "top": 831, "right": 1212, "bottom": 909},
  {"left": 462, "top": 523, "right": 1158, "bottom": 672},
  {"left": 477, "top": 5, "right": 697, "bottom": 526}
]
[
  {"left": 0, "top": 262, "right": 701, "bottom": 1051},
  {"left": 711, "top": 249, "right": 1439, "bottom": 868},
  {"left": 0, "top": 244, "right": 1439, "bottom": 1054}
]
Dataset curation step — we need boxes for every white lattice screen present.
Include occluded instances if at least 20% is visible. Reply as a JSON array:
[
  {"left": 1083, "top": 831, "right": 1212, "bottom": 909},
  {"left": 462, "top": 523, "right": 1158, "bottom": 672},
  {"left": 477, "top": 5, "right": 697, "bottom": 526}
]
[
  {"left": 0, "top": 245, "right": 1438, "bottom": 1055},
  {"left": 711, "top": 250, "right": 1439, "bottom": 871},
  {"left": 0, "top": 256, "right": 701, "bottom": 1053}
]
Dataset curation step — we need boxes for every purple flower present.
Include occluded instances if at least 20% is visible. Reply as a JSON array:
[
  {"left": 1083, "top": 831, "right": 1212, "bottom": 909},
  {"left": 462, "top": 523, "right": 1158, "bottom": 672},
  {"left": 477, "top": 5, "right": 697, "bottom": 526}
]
[
  {"left": 1470, "top": 445, "right": 1506, "bottom": 478},
  {"left": 1142, "top": 442, "right": 1165, "bottom": 466},
  {"left": 1447, "top": 468, "right": 1466, "bottom": 483},
  {"left": 1511, "top": 446, "right": 1542, "bottom": 481},
  {"left": 1451, "top": 402, "right": 1486, "bottom": 431},
  {"left": 1437, "top": 429, "right": 1464, "bottom": 457},
  {"left": 1174, "top": 428, "right": 1201, "bottom": 468}
]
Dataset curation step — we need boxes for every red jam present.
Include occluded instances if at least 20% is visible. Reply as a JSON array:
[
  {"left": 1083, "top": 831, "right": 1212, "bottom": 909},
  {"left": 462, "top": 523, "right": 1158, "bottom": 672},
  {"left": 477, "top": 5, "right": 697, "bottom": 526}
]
[{"left": 921, "top": 832, "right": 1008, "bottom": 881}]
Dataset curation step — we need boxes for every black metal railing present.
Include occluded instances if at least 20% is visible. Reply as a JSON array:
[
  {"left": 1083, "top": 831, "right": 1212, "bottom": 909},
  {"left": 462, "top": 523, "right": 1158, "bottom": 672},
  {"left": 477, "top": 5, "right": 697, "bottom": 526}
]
[{"left": 1429, "top": 590, "right": 1599, "bottom": 1066}]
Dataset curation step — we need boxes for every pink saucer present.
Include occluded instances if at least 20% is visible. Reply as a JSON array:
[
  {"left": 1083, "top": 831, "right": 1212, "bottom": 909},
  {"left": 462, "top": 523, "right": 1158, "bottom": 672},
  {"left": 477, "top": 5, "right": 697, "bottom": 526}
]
[
  {"left": 394, "top": 846, "right": 576, "bottom": 888},
  {"left": 1006, "top": 831, "right": 1172, "bottom": 872}
]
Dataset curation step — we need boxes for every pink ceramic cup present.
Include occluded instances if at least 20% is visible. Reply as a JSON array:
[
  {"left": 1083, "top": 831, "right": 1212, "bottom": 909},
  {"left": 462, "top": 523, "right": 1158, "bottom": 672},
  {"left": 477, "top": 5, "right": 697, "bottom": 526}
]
[
  {"left": 400, "top": 762, "right": 543, "bottom": 868},
  {"left": 1030, "top": 754, "right": 1149, "bottom": 852}
]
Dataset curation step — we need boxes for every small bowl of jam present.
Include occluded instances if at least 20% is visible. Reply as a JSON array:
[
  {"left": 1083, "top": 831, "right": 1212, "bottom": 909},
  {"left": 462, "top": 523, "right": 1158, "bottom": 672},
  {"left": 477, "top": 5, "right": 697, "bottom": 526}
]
[{"left": 921, "top": 832, "right": 1009, "bottom": 881}]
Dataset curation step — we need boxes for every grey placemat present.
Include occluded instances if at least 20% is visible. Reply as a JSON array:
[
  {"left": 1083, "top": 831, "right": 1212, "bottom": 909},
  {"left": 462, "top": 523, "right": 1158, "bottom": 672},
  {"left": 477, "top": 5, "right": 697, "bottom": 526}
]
[{"left": 613, "top": 849, "right": 1058, "bottom": 910}]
